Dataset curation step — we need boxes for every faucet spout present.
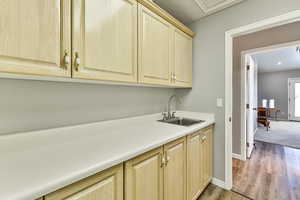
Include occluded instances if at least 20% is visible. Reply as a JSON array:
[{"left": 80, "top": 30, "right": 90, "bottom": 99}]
[{"left": 167, "top": 95, "right": 180, "bottom": 119}]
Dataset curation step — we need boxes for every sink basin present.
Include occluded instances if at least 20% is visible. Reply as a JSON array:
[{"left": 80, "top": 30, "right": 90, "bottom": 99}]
[{"left": 158, "top": 117, "right": 205, "bottom": 126}]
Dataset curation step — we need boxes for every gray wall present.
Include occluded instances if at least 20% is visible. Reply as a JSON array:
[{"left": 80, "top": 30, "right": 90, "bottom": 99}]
[
  {"left": 258, "top": 69, "right": 300, "bottom": 120},
  {"left": 0, "top": 78, "right": 174, "bottom": 135},
  {"left": 176, "top": 0, "right": 300, "bottom": 181}
]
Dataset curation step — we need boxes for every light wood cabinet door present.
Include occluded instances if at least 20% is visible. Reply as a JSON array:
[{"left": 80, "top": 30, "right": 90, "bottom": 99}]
[
  {"left": 0, "top": 0, "right": 71, "bottom": 77},
  {"left": 201, "top": 127, "right": 213, "bottom": 186},
  {"left": 187, "top": 131, "right": 202, "bottom": 200},
  {"left": 72, "top": 0, "right": 138, "bottom": 83},
  {"left": 164, "top": 137, "right": 186, "bottom": 200},
  {"left": 125, "top": 147, "right": 164, "bottom": 200},
  {"left": 173, "top": 29, "right": 193, "bottom": 87},
  {"left": 138, "top": 4, "right": 173, "bottom": 86},
  {"left": 45, "top": 164, "right": 123, "bottom": 200},
  {"left": 208, "top": 127, "right": 213, "bottom": 181}
]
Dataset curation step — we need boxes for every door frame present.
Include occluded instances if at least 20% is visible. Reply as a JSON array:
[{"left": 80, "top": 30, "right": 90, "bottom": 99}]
[
  {"left": 288, "top": 77, "right": 300, "bottom": 121},
  {"left": 225, "top": 10, "right": 300, "bottom": 190},
  {"left": 239, "top": 40, "right": 300, "bottom": 161}
]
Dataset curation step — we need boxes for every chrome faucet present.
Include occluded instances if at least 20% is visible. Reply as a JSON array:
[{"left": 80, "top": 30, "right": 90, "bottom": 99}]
[{"left": 163, "top": 95, "right": 181, "bottom": 120}]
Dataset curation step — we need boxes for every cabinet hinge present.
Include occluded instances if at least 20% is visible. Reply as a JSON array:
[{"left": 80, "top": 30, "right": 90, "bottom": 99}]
[
  {"left": 246, "top": 104, "right": 250, "bottom": 109},
  {"left": 247, "top": 65, "right": 250, "bottom": 71}
]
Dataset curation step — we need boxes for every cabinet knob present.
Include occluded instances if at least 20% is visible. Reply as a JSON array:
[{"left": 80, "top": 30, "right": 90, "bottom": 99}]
[
  {"left": 63, "top": 51, "right": 70, "bottom": 69},
  {"left": 74, "top": 52, "right": 80, "bottom": 71},
  {"left": 166, "top": 155, "right": 171, "bottom": 161},
  {"left": 64, "top": 54, "right": 71, "bottom": 65},
  {"left": 201, "top": 136, "right": 207, "bottom": 142}
]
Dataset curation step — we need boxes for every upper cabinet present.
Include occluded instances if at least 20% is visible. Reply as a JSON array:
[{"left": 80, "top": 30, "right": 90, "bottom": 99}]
[
  {"left": 138, "top": 3, "right": 193, "bottom": 87},
  {"left": 173, "top": 29, "right": 193, "bottom": 87},
  {"left": 138, "top": 4, "right": 173, "bottom": 86},
  {"left": 0, "top": 0, "right": 71, "bottom": 77},
  {"left": 72, "top": 0, "right": 138, "bottom": 83},
  {"left": 0, "top": 0, "right": 194, "bottom": 87}
]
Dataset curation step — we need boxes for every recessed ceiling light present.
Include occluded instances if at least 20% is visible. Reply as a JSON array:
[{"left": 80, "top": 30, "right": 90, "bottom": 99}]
[{"left": 277, "top": 61, "right": 282, "bottom": 65}]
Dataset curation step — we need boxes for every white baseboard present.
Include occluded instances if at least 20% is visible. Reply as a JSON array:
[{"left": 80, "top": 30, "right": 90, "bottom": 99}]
[
  {"left": 232, "top": 153, "right": 242, "bottom": 160},
  {"left": 212, "top": 177, "right": 228, "bottom": 190}
]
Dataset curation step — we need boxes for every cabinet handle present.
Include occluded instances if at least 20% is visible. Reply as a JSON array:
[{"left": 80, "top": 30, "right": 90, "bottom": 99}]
[
  {"left": 171, "top": 73, "right": 174, "bottom": 82},
  {"left": 74, "top": 52, "right": 81, "bottom": 71},
  {"left": 165, "top": 155, "right": 171, "bottom": 166},
  {"left": 174, "top": 74, "right": 177, "bottom": 81},
  {"left": 64, "top": 52, "right": 71, "bottom": 66},
  {"left": 160, "top": 153, "right": 165, "bottom": 168}
]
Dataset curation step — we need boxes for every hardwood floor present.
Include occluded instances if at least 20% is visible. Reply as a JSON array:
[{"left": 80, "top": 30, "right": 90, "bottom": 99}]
[
  {"left": 233, "top": 141, "right": 300, "bottom": 200},
  {"left": 198, "top": 184, "right": 251, "bottom": 200}
]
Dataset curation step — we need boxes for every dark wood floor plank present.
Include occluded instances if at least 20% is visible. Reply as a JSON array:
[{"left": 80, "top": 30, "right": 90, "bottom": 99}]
[{"left": 233, "top": 142, "right": 300, "bottom": 200}]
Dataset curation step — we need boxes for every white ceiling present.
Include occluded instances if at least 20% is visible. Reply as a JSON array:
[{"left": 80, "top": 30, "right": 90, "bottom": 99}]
[
  {"left": 252, "top": 46, "right": 300, "bottom": 73},
  {"left": 153, "top": 0, "right": 246, "bottom": 24}
]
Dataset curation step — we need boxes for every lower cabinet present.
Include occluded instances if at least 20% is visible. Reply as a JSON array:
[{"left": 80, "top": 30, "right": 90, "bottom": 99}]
[
  {"left": 187, "top": 126, "right": 213, "bottom": 200},
  {"left": 45, "top": 164, "right": 123, "bottom": 200},
  {"left": 202, "top": 127, "right": 213, "bottom": 186},
  {"left": 40, "top": 126, "right": 213, "bottom": 200},
  {"left": 164, "top": 137, "right": 187, "bottom": 200},
  {"left": 125, "top": 147, "right": 164, "bottom": 200},
  {"left": 187, "top": 131, "right": 202, "bottom": 200},
  {"left": 125, "top": 137, "right": 187, "bottom": 200}
]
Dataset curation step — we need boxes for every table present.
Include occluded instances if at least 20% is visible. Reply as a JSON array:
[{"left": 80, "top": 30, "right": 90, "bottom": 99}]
[{"left": 267, "top": 108, "right": 280, "bottom": 121}]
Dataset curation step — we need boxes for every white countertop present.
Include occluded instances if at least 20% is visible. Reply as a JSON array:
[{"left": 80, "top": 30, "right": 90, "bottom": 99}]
[{"left": 0, "top": 111, "right": 215, "bottom": 200}]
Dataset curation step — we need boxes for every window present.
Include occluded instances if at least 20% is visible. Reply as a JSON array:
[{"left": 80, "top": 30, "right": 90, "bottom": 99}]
[
  {"left": 262, "top": 99, "right": 268, "bottom": 108},
  {"left": 269, "top": 99, "right": 275, "bottom": 109}
]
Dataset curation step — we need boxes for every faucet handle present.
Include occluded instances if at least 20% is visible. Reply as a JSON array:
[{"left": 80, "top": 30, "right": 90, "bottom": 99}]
[
  {"left": 162, "top": 112, "right": 168, "bottom": 120},
  {"left": 171, "top": 111, "right": 176, "bottom": 118}
]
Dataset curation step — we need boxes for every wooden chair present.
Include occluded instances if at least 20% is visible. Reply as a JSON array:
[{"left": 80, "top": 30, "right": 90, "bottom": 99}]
[{"left": 257, "top": 107, "right": 270, "bottom": 131}]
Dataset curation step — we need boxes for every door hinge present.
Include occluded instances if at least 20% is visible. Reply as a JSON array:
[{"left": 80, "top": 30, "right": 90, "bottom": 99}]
[
  {"left": 246, "top": 142, "right": 250, "bottom": 147},
  {"left": 246, "top": 104, "right": 250, "bottom": 109},
  {"left": 229, "top": 117, "right": 232, "bottom": 122},
  {"left": 247, "top": 65, "right": 250, "bottom": 70}
]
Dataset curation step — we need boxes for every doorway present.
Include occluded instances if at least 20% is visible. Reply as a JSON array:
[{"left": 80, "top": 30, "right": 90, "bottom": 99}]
[
  {"left": 232, "top": 39, "right": 300, "bottom": 199},
  {"left": 224, "top": 10, "right": 300, "bottom": 191},
  {"left": 239, "top": 40, "right": 300, "bottom": 160}
]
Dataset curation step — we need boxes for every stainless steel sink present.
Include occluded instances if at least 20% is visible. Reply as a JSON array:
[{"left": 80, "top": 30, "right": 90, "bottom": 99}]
[{"left": 158, "top": 117, "right": 205, "bottom": 126}]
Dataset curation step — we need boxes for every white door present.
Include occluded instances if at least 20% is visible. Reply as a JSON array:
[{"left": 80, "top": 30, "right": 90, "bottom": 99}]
[
  {"left": 289, "top": 79, "right": 300, "bottom": 121},
  {"left": 246, "top": 55, "right": 257, "bottom": 158}
]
